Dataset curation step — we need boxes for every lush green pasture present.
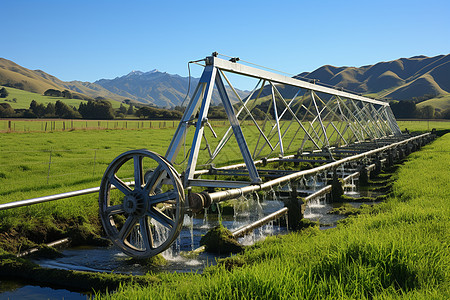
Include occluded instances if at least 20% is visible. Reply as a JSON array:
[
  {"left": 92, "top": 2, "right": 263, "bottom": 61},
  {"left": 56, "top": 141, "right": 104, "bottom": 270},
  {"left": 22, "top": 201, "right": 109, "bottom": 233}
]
[
  {"left": 0, "top": 128, "right": 177, "bottom": 202},
  {"left": 0, "top": 120, "right": 448, "bottom": 297},
  {"left": 0, "top": 119, "right": 447, "bottom": 207},
  {"left": 0, "top": 117, "right": 411, "bottom": 203},
  {"left": 397, "top": 119, "right": 450, "bottom": 132},
  {"left": 0, "top": 119, "right": 181, "bottom": 132},
  {"left": 0, "top": 120, "right": 447, "bottom": 221},
  {"left": 97, "top": 133, "right": 450, "bottom": 299},
  {"left": 0, "top": 128, "right": 182, "bottom": 252},
  {"left": 0, "top": 120, "right": 448, "bottom": 258},
  {"left": 0, "top": 86, "right": 122, "bottom": 109}
]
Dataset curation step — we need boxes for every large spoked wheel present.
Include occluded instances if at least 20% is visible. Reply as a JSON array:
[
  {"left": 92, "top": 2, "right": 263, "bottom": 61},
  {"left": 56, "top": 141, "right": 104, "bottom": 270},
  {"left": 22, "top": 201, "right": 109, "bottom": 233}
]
[{"left": 99, "top": 149, "right": 185, "bottom": 259}]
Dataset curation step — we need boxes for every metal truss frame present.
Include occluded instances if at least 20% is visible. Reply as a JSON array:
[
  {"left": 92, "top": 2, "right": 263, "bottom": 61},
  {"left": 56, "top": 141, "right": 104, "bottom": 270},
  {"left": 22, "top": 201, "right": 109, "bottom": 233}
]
[{"left": 164, "top": 55, "right": 401, "bottom": 189}]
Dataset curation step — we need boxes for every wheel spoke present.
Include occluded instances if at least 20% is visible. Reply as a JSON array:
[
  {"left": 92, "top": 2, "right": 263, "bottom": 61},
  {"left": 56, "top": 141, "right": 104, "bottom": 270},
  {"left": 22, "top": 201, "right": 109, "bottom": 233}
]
[
  {"left": 100, "top": 149, "right": 185, "bottom": 259},
  {"left": 144, "top": 165, "right": 164, "bottom": 193},
  {"left": 118, "top": 215, "right": 139, "bottom": 240},
  {"left": 106, "top": 204, "right": 125, "bottom": 216},
  {"left": 149, "top": 207, "right": 174, "bottom": 229},
  {"left": 139, "top": 217, "right": 154, "bottom": 250},
  {"left": 148, "top": 190, "right": 177, "bottom": 205},
  {"left": 110, "top": 175, "right": 132, "bottom": 195},
  {"left": 133, "top": 155, "right": 144, "bottom": 190}
]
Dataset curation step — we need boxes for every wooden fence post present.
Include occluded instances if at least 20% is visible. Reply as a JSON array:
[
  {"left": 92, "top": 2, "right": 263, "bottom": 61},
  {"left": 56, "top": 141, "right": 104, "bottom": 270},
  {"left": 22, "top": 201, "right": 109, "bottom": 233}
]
[{"left": 47, "top": 150, "right": 52, "bottom": 184}]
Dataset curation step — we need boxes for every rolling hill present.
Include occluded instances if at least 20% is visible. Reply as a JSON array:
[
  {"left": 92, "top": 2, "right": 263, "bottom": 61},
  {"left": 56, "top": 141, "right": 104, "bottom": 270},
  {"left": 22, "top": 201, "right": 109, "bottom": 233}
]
[
  {"left": 294, "top": 54, "right": 450, "bottom": 101},
  {"left": 0, "top": 58, "right": 245, "bottom": 107},
  {"left": 1, "top": 54, "right": 449, "bottom": 110},
  {"left": 0, "top": 58, "right": 128, "bottom": 103}
]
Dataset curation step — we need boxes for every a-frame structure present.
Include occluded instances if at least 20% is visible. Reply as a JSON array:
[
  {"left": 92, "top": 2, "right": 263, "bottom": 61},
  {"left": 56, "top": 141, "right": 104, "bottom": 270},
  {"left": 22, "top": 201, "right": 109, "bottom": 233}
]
[{"left": 164, "top": 54, "right": 401, "bottom": 189}]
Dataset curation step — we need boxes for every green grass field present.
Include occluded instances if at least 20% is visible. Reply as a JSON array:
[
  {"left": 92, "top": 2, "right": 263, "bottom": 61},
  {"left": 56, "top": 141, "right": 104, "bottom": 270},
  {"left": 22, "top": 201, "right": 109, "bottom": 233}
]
[
  {"left": 0, "top": 120, "right": 448, "bottom": 205},
  {"left": 397, "top": 119, "right": 450, "bottom": 132},
  {"left": 1, "top": 118, "right": 428, "bottom": 204},
  {"left": 0, "top": 118, "right": 180, "bottom": 132},
  {"left": 0, "top": 120, "right": 449, "bottom": 298},
  {"left": 0, "top": 86, "right": 122, "bottom": 109},
  {"left": 97, "top": 131, "right": 450, "bottom": 299}
]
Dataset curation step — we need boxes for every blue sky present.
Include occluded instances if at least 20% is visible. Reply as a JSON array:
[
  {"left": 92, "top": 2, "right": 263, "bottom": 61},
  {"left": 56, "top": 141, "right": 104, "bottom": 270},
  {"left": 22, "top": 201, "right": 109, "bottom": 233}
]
[{"left": 3, "top": 0, "right": 450, "bottom": 90}]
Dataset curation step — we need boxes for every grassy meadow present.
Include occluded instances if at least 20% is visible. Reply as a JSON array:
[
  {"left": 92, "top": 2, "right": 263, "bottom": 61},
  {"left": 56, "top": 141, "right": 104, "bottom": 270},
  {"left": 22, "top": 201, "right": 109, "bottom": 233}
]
[
  {"left": 1, "top": 86, "right": 123, "bottom": 109},
  {"left": 97, "top": 129, "right": 450, "bottom": 299},
  {"left": 0, "top": 118, "right": 429, "bottom": 203},
  {"left": 0, "top": 118, "right": 181, "bottom": 132},
  {"left": 397, "top": 119, "right": 450, "bottom": 132},
  {"left": 0, "top": 119, "right": 448, "bottom": 298}
]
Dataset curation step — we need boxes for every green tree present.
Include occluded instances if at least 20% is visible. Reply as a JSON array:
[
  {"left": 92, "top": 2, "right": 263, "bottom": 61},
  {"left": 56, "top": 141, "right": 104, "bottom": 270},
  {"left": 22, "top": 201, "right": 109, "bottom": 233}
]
[
  {"left": 62, "top": 90, "right": 72, "bottom": 99},
  {"left": 127, "top": 103, "right": 134, "bottom": 115},
  {"left": 416, "top": 105, "right": 435, "bottom": 119},
  {"left": 29, "top": 100, "right": 46, "bottom": 118},
  {"left": 390, "top": 101, "right": 417, "bottom": 119},
  {"left": 78, "top": 100, "right": 115, "bottom": 119},
  {"left": 44, "top": 89, "right": 62, "bottom": 97},
  {"left": 55, "top": 100, "right": 81, "bottom": 119},
  {"left": 441, "top": 108, "right": 450, "bottom": 119},
  {"left": 118, "top": 103, "right": 127, "bottom": 114},
  {"left": 0, "top": 103, "right": 14, "bottom": 117},
  {"left": 0, "top": 87, "right": 8, "bottom": 98},
  {"left": 136, "top": 106, "right": 182, "bottom": 119},
  {"left": 30, "top": 100, "right": 38, "bottom": 111},
  {"left": 44, "top": 103, "right": 56, "bottom": 117}
]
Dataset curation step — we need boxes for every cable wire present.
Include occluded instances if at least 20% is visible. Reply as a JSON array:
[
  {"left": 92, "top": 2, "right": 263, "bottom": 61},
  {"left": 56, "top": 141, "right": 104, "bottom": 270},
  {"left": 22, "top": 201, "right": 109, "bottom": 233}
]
[{"left": 217, "top": 53, "right": 295, "bottom": 77}]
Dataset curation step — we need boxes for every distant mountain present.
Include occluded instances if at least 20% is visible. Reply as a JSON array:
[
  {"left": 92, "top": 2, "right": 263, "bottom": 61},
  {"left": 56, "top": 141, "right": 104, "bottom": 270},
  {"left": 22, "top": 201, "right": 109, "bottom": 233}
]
[
  {"left": 0, "top": 58, "right": 127, "bottom": 102},
  {"left": 294, "top": 54, "right": 450, "bottom": 101},
  {"left": 95, "top": 70, "right": 247, "bottom": 107},
  {"left": 0, "top": 58, "right": 245, "bottom": 107},
  {"left": 94, "top": 70, "right": 198, "bottom": 107}
]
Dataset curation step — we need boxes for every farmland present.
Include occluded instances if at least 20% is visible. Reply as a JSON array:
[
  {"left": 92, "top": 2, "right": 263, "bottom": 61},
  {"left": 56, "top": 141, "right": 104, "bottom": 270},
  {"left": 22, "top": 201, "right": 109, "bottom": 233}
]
[
  {"left": 0, "top": 119, "right": 449, "bottom": 298},
  {"left": 98, "top": 125, "right": 450, "bottom": 299},
  {"left": 0, "top": 86, "right": 123, "bottom": 110}
]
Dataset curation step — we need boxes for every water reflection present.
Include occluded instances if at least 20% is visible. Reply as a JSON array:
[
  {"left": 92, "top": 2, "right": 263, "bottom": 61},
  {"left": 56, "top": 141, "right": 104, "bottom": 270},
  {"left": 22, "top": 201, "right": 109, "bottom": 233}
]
[{"left": 0, "top": 279, "right": 89, "bottom": 300}]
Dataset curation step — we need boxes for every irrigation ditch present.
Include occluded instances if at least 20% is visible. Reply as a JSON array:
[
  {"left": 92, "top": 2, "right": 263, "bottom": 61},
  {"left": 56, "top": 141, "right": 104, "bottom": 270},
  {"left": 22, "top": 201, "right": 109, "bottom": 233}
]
[{"left": 0, "top": 131, "right": 437, "bottom": 298}]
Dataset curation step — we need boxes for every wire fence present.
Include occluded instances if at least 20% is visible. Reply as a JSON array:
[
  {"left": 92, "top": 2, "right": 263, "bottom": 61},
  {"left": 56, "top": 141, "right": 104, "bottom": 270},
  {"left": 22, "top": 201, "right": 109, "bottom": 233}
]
[
  {"left": 0, "top": 119, "right": 264, "bottom": 133},
  {"left": 0, "top": 119, "right": 185, "bottom": 133}
]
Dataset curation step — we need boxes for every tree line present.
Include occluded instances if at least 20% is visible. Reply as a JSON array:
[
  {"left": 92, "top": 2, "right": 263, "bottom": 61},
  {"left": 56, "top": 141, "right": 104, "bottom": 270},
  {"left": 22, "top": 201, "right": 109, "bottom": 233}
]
[
  {"left": 2, "top": 86, "right": 450, "bottom": 120},
  {"left": 1, "top": 99, "right": 137, "bottom": 119},
  {"left": 0, "top": 87, "right": 183, "bottom": 120},
  {"left": 390, "top": 100, "right": 450, "bottom": 119},
  {"left": 0, "top": 87, "right": 223, "bottom": 120}
]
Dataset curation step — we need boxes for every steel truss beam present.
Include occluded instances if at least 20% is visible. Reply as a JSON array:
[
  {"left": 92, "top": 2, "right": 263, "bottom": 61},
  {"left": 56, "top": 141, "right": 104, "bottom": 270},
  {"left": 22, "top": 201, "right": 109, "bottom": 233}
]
[{"left": 166, "top": 55, "right": 401, "bottom": 189}]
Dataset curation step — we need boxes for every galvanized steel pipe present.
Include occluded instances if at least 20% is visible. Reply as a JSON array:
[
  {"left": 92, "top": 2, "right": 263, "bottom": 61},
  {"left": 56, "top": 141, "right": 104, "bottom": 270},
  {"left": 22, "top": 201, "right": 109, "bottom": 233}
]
[
  {"left": 0, "top": 182, "right": 134, "bottom": 211},
  {"left": 207, "top": 133, "right": 430, "bottom": 203},
  {"left": 231, "top": 171, "right": 359, "bottom": 238},
  {"left": 232, "top": 207, "right": 288, "bottom": 238}
]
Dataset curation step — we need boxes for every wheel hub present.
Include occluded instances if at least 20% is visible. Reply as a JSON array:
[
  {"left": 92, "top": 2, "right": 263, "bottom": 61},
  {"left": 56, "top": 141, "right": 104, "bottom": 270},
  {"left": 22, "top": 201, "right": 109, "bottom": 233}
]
[{"left": 123, "top": 193, "right": 146, "bottom": 216}]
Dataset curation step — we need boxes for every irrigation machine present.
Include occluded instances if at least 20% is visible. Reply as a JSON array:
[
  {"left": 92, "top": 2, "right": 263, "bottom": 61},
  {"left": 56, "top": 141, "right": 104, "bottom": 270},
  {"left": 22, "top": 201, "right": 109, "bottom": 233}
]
[{"left": 98, "top": 53, "right": 418, "bottom": 259}]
